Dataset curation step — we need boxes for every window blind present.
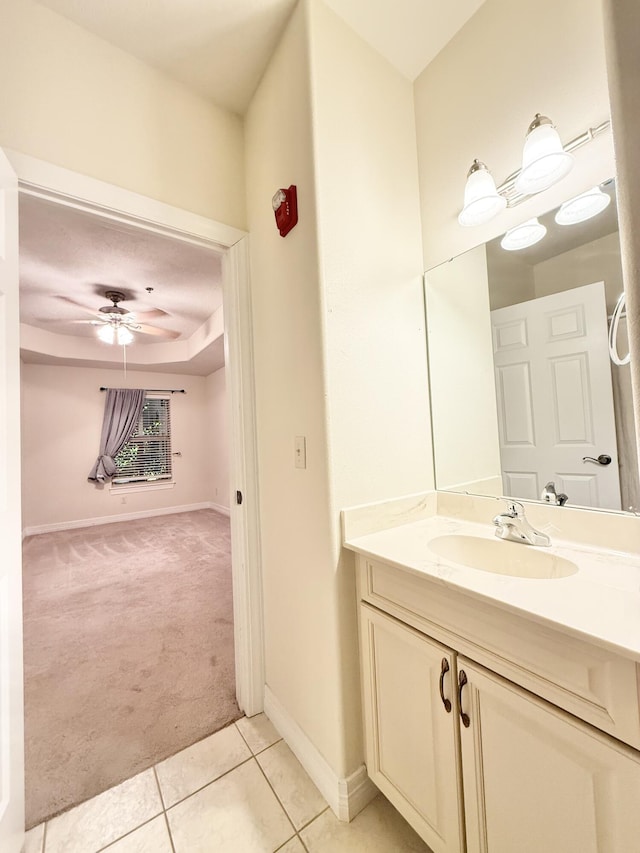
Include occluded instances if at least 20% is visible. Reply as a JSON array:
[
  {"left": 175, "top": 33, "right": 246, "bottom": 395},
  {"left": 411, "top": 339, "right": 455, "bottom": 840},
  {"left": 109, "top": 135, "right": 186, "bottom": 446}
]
[{"left": 113, "top": 396, "right": 172, "bottom": 484}]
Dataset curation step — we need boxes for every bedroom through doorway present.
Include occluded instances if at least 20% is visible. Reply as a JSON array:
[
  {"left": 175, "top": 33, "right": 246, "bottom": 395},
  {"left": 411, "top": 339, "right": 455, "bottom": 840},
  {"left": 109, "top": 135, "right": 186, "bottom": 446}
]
[{"left": 18, "top": 191, "right": 242, "bottom": 828}]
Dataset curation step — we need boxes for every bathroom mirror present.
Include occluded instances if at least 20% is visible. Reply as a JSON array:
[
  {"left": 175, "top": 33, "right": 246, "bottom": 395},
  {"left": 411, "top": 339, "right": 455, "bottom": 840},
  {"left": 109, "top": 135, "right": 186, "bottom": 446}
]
[{"left": 424, "top": 178, "right": 639, "bottom": 514}]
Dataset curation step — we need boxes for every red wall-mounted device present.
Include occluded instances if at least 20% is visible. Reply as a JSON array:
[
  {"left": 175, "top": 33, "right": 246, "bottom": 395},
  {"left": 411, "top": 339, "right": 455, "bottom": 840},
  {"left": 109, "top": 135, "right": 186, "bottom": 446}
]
[{"left": 272, "top": 185, "right": 298, "bottom": 237}]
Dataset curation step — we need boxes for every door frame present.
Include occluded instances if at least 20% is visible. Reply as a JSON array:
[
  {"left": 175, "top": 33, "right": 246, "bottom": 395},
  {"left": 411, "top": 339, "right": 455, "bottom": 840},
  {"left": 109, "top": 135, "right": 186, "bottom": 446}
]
[{"left": 7, "top": 149, "right": 265, "bottom": 716}]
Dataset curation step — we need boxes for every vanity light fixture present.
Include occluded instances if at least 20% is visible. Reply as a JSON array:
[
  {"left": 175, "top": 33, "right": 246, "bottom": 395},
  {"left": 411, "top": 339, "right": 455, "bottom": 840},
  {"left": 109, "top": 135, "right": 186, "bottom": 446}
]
[
  {"left": 458, "top": 117, "right": 610, "bottom": 227},
  {"left": 458, "top": 160, "right": 507, "bottom": 226},
  {"left": 500, "top": 217, "right": 546, "bottom": 251},
  {"left": 514, "top": 114, "right": 574, "bottom": 195},
  {"left": 554, "top": 185, "right": 611, "bottom": 225}
]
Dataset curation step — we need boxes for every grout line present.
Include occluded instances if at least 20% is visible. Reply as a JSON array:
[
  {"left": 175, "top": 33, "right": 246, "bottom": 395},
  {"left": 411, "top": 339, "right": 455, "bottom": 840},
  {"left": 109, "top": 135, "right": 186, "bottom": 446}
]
[
  {"left": 298, "top": 832, "right": 310, "bottom": 853},
  {"left": 153, "top": 765, "right": 167, "bottom": 812},
  {"left": 233, "top": 719, "right": 252, "bottom": 752},
  {"left": 162, "top": 810, "right": 177, "bottom": 853},
  {"left": 234, "top": 717, "right": 283, "bottom": 757},
  {"left": 253, "top": 736, "right": 284, "bottom": 757},
  {"left": 94, "top": 815, "right": 163, "bottom": 852},
  {"left": 272, "top": 835, "right": 300, "bottom": 852},
  {"left": 42, "top": 821, "right": 48, "bottom": 853},
  {"left": 163, "top": 755, "right": 255, "bottom": 812},
  {"left": 153, "top": 765, "right": 176, "bottom": 853},
  {"left": 253, "top": 754, "right": 297, "bottom": 836},
  {"left": 296, "top": 805, "right": 330, "bottom": 834}
]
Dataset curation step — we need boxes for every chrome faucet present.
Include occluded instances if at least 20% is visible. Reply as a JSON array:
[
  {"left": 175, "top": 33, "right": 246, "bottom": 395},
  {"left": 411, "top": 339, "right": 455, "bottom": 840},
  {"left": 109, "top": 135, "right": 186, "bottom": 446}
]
[
  {"left": 493, "top": 500, "right": 551, "bottom": 547},
  {"left": 541, "top": 481, "right": 568, "bottom": 506}
]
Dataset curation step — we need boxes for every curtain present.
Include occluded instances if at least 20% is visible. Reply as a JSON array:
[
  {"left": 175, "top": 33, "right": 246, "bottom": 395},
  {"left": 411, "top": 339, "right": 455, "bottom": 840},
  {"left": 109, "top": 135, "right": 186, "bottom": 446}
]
[{"left": 88, "top": 389, "right": 146, "bottom": 483}]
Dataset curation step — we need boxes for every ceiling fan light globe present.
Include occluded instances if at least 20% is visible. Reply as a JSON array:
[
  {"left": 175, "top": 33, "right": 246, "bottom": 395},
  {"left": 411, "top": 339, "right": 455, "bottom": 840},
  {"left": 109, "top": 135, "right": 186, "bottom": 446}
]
[
  {"left": 117, "top": 326, "right": 134, "bottom": 346},
  {"left": 97, "top": 324, "right": 115, "bottom": 344}
]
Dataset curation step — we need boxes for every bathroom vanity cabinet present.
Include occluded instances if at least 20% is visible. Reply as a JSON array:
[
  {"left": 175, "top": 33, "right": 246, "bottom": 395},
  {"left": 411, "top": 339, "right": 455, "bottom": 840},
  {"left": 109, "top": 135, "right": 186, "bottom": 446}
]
[{"left": 356, "top": 555, "right": 640, "bottom": 853}]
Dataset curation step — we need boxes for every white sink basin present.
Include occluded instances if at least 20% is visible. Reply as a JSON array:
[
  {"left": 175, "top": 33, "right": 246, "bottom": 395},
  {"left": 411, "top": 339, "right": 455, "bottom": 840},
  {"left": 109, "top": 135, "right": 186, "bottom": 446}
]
[{"left": 427, "top": 535, "right": 578, "bottom": 579}]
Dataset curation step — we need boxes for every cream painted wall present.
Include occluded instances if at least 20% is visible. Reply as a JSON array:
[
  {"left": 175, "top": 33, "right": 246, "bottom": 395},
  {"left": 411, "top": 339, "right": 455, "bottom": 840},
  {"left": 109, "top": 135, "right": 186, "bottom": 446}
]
[
  {"left": 533, "top": 232, "right": 623, "bottom": 310},
  {"left": 309, "top": 0, "right": 433, "bottom": 511},
  {"left": 308, "top": 0, "right": 434, "bottom": 773},
  {"left": 0, "top": 0, "right": 245, "bottom": 228},
  {"left": 205, "top": 367, "right": 230, "bottom": 509},
  {"left": 425, "top": 245, "right": 501, "bottom": 491},
  {"left": 20, "top": 364, "right": 215, "bottom": 529},
  {"left": 245, "top": 1, "right": 343, "bottom": 773},
  {"left": 415, "top": 0, "right": 614, "bottom": 271},
  {"left": 487, "top": 250, "right": 535, "bottom": 311}
]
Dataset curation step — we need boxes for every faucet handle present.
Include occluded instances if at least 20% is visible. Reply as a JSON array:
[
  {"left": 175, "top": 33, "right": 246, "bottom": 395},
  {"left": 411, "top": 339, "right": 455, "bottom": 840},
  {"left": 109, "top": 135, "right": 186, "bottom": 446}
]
[{"left": 502, "top": 499, "right": 524, "bottom": 517}]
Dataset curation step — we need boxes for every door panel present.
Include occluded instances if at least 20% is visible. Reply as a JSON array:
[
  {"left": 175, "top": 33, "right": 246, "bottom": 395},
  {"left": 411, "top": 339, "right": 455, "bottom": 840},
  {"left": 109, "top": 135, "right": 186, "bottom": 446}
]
[
  {"left": 459, "top": 659, "right": 640, "bottom": 853},
  {"left": 0, "top": 149, "right": 24, "bottom": 853},
  {"left": 492, "top": 282, "right": 621, "bottom": 509}
]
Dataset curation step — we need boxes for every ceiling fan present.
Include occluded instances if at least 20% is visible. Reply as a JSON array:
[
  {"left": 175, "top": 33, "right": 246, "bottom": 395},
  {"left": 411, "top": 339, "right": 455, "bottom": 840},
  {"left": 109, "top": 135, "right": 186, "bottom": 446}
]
[{"left": 62, "top": 290, "right": 180, "bottom": 345}]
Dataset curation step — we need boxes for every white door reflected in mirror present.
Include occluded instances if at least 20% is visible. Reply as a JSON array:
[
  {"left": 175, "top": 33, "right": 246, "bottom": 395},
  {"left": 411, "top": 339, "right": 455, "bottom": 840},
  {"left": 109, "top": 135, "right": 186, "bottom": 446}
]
[{"left": 424, "top": 178, "right": 639, "bottom": 515}]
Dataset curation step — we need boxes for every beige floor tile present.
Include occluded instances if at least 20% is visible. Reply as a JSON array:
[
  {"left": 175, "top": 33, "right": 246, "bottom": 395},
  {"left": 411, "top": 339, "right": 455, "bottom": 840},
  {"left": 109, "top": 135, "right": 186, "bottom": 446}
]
[
  {"left": 44, "top": 769, "right": 162, "bottom": 853},
  {"left": 101, "top": 816, "right": 173, "bottom": 852},
  {"left": 167, "top": 758, "right": 295, "bottom": 853},
  {"left": 257, "top": 741, "right": 327, "bottom": 830},
  {"left": 236, "top": 713, "right": 282, "bottom": 754},
  {"left": 23, "top": 823, "right": 45, "bottom": 853},
  {"left": 156, "top": 723, "right": 251, "bottom": 808},
  {"left": 276, "top": 837, "right": 306, "bottom": 853},
  {"left": 300, "top": 795, "right": 431, "bottom": 853}
]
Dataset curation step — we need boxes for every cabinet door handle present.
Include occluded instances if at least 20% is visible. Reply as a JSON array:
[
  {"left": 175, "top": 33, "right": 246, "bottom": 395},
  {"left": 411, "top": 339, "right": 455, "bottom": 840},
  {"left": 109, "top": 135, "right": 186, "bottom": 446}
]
[
  {"left": 439, "top": 658, "right": 452, "bottom": 713},
  {"left": 458, "top": 670, "right": 471, "bottom": 728}
]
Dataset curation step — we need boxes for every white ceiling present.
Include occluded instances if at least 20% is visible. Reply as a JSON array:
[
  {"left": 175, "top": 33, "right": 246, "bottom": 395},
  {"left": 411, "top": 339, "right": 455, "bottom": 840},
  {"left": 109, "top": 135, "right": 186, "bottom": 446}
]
[
  {"left": 19, "top": 195, "right": 226, "bottom": 375},
  {"left": 323, "top": 0, "right": 486, "bottom": 81},
  {"left": 35, "top": 0, "right": 486, "bottom": 113}
]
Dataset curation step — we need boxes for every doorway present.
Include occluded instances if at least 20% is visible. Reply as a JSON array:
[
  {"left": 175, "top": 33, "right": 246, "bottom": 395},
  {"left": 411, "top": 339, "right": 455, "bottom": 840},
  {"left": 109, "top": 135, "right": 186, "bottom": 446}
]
[{"left": 10, "top": 151, "right": 264, "bottom": 828}]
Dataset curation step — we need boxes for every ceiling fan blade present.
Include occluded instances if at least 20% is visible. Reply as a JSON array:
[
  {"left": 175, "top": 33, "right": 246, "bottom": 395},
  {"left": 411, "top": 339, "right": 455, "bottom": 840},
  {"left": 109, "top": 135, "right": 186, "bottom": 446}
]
[
  {"left": 55, "top": 295, "right": 100, "bottom": 316},
  {"left": 133, "top": 308, "right": 169, "bottom": 321},
  {"left": 68, "top": 319, "right": 104, "bottom": 325},
  {"left": 136, "top": 324, "right": 181, "bottom": 340}
]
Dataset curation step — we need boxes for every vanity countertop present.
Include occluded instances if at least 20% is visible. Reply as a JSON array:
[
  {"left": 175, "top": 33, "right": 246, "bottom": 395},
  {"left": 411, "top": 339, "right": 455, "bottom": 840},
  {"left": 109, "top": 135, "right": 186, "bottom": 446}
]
[{"left": 344, "top": 512, "right": 640, "bottom": 661}]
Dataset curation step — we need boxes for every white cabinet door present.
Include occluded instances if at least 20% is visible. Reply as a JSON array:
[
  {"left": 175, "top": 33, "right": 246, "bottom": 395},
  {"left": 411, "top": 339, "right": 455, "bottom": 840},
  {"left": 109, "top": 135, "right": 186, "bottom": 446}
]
[
  {"left": 458, "top": 658, "right": 640, "bottom": 853},
  {"left": 491, "top": 282, "right": 621, "bottom": 510},
  {"left": 359, "top": 605, "right": 464, "bottom": 853},
  {"left": 0, "top": 150, "right": 24, "bottom": 852}
]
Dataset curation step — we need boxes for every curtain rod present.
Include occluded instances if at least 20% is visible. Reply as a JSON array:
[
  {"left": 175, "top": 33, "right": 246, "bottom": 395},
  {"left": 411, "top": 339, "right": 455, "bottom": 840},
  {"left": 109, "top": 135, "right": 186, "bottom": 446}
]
[{"left": 99, "top": 387, "right": 186, "bottom": 394}]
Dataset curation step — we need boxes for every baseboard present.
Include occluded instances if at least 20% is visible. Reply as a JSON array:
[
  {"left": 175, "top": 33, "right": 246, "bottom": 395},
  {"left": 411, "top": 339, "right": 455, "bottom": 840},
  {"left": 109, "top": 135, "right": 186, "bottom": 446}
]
[
  {"left": 210, "top": 502, "right": 231, "bottom": 517},
  {"left": 263, "top": 685, "right": 377, "bottom": 822},
  {"left": 23, "top": 502, "right": 225, "bottom": 537}
]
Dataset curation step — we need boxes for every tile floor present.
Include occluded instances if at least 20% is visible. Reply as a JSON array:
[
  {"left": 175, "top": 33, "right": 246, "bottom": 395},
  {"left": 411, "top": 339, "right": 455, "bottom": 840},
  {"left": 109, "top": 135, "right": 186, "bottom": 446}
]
[{"left": 23, "top": 714, "right": 430, "bottom": 853}]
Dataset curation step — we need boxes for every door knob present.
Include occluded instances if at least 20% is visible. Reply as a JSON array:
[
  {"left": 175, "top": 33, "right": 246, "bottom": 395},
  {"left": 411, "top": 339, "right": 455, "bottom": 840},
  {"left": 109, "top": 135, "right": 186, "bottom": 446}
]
[{"left": 582, "top": 454, "right": 612, "bottom": 466}]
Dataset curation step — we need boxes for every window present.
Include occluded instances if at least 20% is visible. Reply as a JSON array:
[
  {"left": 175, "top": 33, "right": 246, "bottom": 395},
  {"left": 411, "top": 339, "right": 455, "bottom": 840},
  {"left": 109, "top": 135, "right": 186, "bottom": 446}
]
[{"left": 113, "top": 395, "right": 172, "bottom": 485}]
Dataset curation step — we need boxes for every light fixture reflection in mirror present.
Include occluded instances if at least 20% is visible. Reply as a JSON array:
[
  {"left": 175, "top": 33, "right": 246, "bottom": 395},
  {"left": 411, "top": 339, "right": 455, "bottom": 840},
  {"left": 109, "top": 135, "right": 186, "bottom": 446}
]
[
  {"left": 424, "top": 178, "right": 640, "bottom": 515},
  {"left": 555, "top": 186, "right": 611, "bottom": 225},
  {"left": 500, "top": 218, "right": 547, "bottom": 251}
]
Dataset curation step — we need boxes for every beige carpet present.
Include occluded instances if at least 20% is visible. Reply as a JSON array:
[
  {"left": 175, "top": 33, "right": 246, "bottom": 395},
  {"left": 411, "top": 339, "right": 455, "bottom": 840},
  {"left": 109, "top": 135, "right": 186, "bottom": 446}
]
[{"left": 22, "top": 509, "right": 240, "bottom": 828}]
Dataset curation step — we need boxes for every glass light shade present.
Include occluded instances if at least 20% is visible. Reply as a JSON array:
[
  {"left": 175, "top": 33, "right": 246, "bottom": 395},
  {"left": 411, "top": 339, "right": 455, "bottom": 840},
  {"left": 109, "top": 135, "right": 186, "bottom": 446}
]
[
  {"left": 514, "top": 122, "right": 573, "bottom": 195},
  {"left": 116, "top": 326, "right": 134, "bottom": 346},
  {"left": 97, "top": 323, "right": 115, "bottom": 344},
  {"left": 555, "top": 186, "right": 611, "bottom": 225},
  {"left": 500, "top": 218, "right": 547, "bottom": 251},
  {"left": 458, "top": 162, "right": 507, "bottom": 226}
]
